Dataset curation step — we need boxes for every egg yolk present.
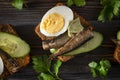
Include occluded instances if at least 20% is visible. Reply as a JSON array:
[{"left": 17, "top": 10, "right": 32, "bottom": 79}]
[{"left": 41, "top": 13, "right": 65, "bottom": 34}]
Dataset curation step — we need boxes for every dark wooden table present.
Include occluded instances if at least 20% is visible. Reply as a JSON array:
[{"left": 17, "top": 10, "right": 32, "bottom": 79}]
[{"left": 0, "top": 0, "right": 120, "bottom": 80}]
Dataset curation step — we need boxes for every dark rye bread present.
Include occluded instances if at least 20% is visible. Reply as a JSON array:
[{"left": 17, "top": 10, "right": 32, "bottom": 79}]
[
  {"left": 114, "top": 45, "right": 120, "bottom": 63},
  {"left": 0, "top": 24, "right": 30, "bottom": 78},
  {"left": 113, "top": 40, "right": 120, "bottom": 64},
  {"left": 35, "top": 3, "right": 93, "bottom": 62}
]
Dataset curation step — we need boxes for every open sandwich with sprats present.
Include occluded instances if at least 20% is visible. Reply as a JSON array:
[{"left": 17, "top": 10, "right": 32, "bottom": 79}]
[
  {"left": 113, "top": 31, "right": 120, "bottom": 64},
  {"left": 35, "top": 3, "right": 103, "bottom": 62},
  {"left": 0, "top": 24, "right": 30, "bottom": 78}
]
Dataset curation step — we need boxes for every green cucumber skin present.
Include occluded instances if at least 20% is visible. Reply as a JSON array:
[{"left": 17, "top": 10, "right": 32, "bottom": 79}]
[
  {"left": 65, "top": 31, "right": 103, "bottom": 56},
  {"left": 0, "top": 32, "right": 30, "bottom": 58},
  {"left": 117, "top": 30, "right": 120, "bottom": 40}
]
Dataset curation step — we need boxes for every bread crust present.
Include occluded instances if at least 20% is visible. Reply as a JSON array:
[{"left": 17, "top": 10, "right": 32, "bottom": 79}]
[{"left": 114, "top": 45, "right": 120, "bottom": 63}]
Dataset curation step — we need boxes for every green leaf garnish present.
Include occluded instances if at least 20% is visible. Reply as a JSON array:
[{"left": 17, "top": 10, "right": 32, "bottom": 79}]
[
  {"left": 91, "top": 68, "right": 98, "bottom": 78},
  {"left": 88, "top": 61, "right": 98, "bottom": 78},
  {"left": 67, "top": 0, "right": 74, "bottom": 6},
  {"left": 99, "top": 59, "right": 111, "bottom": 69},
  {"left": 74, "top": 0, "right": 86, "bottom": 6},
  {"left": 12, "top": 0, "right": 24, "bottom": 10},
  {"left": 32, "top": 55, "right": 51, "bottom": 73},
  {"left": 39, "top": 73, "right": 56, "bottom": 80},
  {"left": 88, "top": 59, "right": 111, "bottom": 79},
  {"left": 54, "top": 59, "right": 62, "bottom": 76},
  {"left": 32, "top": 55, "right": 62, "bottom": 80},
  {"left": 98, "top": 0, "right": 120, "bottom": 22},
  {"left": 88, "top": 61, "right": 98, "bottom": 69},
  {"left": 67, "top": 0, "right": 86, "bottom": 7}
]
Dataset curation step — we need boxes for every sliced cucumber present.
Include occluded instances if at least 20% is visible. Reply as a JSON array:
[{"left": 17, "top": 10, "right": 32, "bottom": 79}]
[
  {"left": 117, "top": 30, "right": 120, "bottom": 40},
  {"left": 65, "top": 31, "right": 103, "bottom": 56},
  {"left": 0, "top": 32, "right": 30, "bottom": 58}
]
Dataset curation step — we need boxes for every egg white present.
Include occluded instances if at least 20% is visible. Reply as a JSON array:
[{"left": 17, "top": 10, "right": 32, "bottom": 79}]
[
  {"left": 0, "top": 56, "right": 4, "bottom": 75},
  {"left": 40, "top": 5, "right": 74, "bottom": 37}
]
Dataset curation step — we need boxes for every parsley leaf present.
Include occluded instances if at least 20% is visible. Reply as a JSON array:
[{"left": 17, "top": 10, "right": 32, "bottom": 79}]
[
  {"left": 88, "top": 61, "right": 98, "bottom": 78},
  {"left": 74, "top": 0, "right": 86, "bottom": 6},
  {"left": 32, "top": 55, "right": 51, "bottom": 73},
  {"left": 67, "top": 0, "right": 86, "bottom": 7},
  {"left": 12, "top": 0, "right": 24, "bottom": 10},
  {"left": 54, "top": 59, "right": 62, "bottom": 76},
  {"left": 99, "top": 59, "right": 111, "bottom": 69},
  {"left": 99, "top": 59, "right": 111, "bottom": 78},
  {"left": 32, "top": 55, "right": 62, "bottom": 80},
  {"left": 38, "top": 73, "right": 56, "bottom": 80},
  {"left": 88, "top": 59, "right": 111, "bottom": 79},
  {"left": 88, "top": 61, "right": 98, "bottom": 69},
  {"left": 67, "top": 0, "right": 74, "bottom": 6},
  {"left": 98, "top": 0, "right": 120, "bottom": 22}
]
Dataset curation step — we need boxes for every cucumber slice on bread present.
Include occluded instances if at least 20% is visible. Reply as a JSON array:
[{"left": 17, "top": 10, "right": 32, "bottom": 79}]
[
  {"left": 0, "top": 32, "right": 30, "bottom": 58},
  {"left": 65, "top": 31, "right": 103, "bottom": 55},
  {"left": 117, "top": 30, "right": 120, "bottom": 40}
]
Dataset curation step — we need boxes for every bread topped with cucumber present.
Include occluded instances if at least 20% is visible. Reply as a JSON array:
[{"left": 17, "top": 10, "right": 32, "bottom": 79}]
[
  {"left": 113, "top": 31, "right": 120, "bottom": 63},
  {"left": 0, "top": 24, "right": 30, "bottom": 78},
  {"left": 35, "top": 3, "right": 103, "bottom": 62}
]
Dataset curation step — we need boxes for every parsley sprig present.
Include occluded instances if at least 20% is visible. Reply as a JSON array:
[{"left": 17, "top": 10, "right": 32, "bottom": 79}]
[
  {"left": 12, "top": 0, "right": 25, "bottom": 10},
  {"left": 98, "top": 0, "right": 120, "bottom": 22},
  {"left": 67, "top": 0, "right": 86, "bottom": 7},
  {"left": 67, "top": 0, "right": 120, "bottom": 22},
  {"left": 32, "top": 55, "right": 62, "bottom": 80},
  {"left": 88, "top": 59, "right": 111, "bottom": 79}
]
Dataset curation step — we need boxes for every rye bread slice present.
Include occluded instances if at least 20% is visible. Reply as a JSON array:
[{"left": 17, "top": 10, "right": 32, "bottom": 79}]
[
  {"left": 113, "top": 39, "right": 120, "bottom": 63},
  {"left": 34, "top": 3, "right": 93, "bottom": 62},
  {"left": 0, "top": 24, "right": 30, "bottom": 78},
  {"left": 114, "top": 45, "right": 120, "bottom": 63}
]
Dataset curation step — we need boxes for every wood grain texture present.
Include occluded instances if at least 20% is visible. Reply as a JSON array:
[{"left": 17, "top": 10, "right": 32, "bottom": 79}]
[{"left": 0, "top": 0, "right": 120, "bottom": 80}]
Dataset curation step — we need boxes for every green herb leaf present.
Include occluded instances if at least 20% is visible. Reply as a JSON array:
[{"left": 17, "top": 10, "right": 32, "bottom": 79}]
[
  {"left": 37, "top": 74, "right": 43, "bottom": 80},
  {"left": 99, "top": 59, "right": 111, "bottom": 78},
  {"left": 91, "top": 68, "right": 98, "bottom": 78},
  {"left": 32, "top": 55, "right": 62, "bottom": 80},
  {"left": 39, "top": 73, "right": 56, "bottom": 80},
  {"left": 99, "top": 66, "right": 107, "bottom": 78},
  {"left": 67, "top": 0, "right": 86, "bottom": 7},
  {"left": 113, "top": 1, "right": 120, "bottom": 16},
  {"left": 88, "top": 59, "right": 111, "bottom": 79},
  {"left": 12, "top": 0, "right": 24, "bottom": 10},
  {"left": 32, "top": 55, "right": 51, "bottom": 73},
  {"left": 54, "top": 59, "right": 62, "bottom": 76},
  {"left": 100, "top": 59, "right": 111, "bottom": 69},
  {"left": 88, "top": 61, "right": 98, "bottom": 69},
  {"left": 98, "top": 0, "right": 120, "bottom": 22},
  {"left": 88, "top": 61, "right": 98, "bottom": 78},
  {"left": 67, "top": 0, "right": 74, "bottom": 6},
  {"left": 73, "top": 0, "right": 86, "bottom": 6}
]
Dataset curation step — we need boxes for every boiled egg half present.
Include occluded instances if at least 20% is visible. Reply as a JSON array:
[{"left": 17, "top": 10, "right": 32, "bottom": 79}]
[
  {"left": 40, "top": 5, "right": 73, "bottom": 37},
  {"left": 0, "top": 56, "right": 4, "bottom": 75}
]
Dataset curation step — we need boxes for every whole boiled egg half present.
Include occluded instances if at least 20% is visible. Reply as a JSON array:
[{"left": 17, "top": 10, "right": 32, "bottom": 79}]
[
  {"left": 0, "top": 56, "right": 4, "bottom": 75},
  {"left": 40, "top": 5, "right": 74, "bottom": 37}
]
